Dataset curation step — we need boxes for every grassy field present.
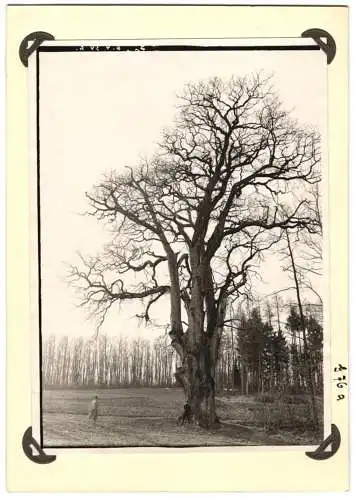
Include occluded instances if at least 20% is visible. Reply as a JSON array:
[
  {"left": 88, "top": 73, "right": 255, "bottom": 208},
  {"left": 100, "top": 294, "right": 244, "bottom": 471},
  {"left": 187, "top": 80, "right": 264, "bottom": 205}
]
[{"left": 42, "top": 387, "right": 323, "bottom": 447}]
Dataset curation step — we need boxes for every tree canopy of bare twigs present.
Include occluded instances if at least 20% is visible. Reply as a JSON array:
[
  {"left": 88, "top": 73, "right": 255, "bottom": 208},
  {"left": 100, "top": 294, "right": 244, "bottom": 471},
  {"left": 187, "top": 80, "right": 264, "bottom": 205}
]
[{"left": 69, "top": 73, "right": 321, "bottom": 427}]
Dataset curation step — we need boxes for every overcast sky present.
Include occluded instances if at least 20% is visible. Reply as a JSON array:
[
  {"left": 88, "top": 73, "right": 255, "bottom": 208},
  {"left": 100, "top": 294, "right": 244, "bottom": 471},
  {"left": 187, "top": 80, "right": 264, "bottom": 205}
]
[{"left": 37, "top": 41, "right": 326, "bottom": 340}]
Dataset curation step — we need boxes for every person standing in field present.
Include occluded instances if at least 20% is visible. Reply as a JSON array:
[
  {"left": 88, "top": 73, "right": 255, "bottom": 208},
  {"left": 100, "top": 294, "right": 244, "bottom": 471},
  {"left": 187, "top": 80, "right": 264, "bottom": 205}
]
[{"left": 88, "top": 395, "right": 98, "bottom": 424}]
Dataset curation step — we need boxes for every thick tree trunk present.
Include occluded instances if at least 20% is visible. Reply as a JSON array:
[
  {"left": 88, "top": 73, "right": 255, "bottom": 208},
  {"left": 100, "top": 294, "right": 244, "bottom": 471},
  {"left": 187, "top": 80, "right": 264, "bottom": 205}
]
[
  {"left": 171, "top": 248, "right": 226, "bottom": 428},
  {"left": 175, "top": 344, "right": 218, "bottom": 428}
]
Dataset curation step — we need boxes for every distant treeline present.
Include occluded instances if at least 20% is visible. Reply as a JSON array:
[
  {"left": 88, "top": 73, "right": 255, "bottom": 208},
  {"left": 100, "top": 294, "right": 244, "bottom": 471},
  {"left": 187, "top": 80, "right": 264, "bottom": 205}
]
[{"left": 42, "top": 303, "right": 323, "bottom": 394}]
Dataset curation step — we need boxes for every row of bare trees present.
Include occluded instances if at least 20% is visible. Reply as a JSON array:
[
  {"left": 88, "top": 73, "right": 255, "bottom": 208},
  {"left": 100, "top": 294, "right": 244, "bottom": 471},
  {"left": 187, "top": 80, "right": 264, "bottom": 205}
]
[
  {"left": 43, "top": 335, "right": 176, "bottom": 388},
  {"left": 43, "top": 301, "right": 322, "bottom": 394}
]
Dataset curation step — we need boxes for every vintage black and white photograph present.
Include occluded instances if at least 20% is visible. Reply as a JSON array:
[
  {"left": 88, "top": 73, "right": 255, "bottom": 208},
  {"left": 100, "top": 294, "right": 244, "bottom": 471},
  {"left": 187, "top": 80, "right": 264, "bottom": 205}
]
[{"left": 32, "top": 39, "right": 327, "bottom": 449}]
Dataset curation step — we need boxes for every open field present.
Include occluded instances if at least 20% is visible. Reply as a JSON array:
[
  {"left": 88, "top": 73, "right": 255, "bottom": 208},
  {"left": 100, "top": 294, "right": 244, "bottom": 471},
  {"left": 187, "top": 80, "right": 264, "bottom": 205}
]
[{"left": 42, "top": 387, "right": 323, "bottom": 448}]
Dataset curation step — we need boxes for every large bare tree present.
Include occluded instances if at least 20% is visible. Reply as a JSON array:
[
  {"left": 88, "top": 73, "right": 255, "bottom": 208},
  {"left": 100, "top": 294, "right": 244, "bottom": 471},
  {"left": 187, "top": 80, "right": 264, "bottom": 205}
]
[{"left": 69, "top": 74, "right": 321, "bottom": 427}]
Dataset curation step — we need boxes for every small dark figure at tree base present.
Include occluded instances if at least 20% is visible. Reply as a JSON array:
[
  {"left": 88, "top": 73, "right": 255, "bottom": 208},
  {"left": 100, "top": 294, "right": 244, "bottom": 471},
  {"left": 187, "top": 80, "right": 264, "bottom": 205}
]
[
  {"left": 178, "top": 404, "right": 221, "bottom": 428},
  {"left": 177, "top": 403, "right": 194, "bottom": 425}
]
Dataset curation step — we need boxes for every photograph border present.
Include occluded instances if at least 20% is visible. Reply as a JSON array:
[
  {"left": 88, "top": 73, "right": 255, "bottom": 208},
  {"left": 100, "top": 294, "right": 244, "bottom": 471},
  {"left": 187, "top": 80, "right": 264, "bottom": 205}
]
[{"left": 33, "top": 38, "right": 328, "bottom": 452}]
